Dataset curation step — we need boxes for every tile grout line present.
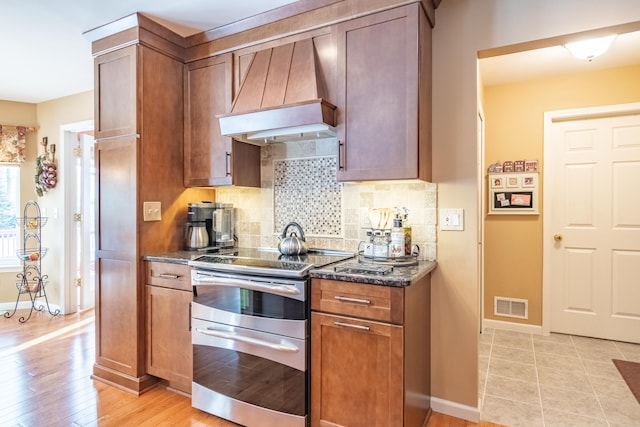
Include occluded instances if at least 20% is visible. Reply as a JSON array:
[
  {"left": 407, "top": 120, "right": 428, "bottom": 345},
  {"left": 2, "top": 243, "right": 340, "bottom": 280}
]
[
  {"left": 531, "top": 332, "right": 546, "bottom": 427},
  {"left": 570, "top": 335, "right": 612, "bottom": 427}
]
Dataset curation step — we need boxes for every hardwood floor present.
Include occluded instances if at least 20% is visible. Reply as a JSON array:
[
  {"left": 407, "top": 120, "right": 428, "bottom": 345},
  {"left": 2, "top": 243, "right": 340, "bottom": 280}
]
[{"left": 0, "top": 308, "right": 500, "bottom": 427}]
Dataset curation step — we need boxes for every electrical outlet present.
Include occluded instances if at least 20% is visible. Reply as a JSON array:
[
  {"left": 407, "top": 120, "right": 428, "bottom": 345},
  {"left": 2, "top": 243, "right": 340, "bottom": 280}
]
[{"left": 143, "top": 201, "right": 161, "bottom": 221}]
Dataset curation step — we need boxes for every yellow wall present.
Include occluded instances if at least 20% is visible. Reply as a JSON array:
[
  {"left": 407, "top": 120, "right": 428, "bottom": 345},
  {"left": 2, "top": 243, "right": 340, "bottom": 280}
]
[
  {"left": 433, "top": 0, "right": 640, "bottom": 418},
  {"left": 483, "top": 64, "right": 640, "bottom": 326},
  {"left": 0, "top": 92, "right": 93, "bottom": 305},
  {"left": 34, "top": 91, "right": 94, "bottom": 306}
]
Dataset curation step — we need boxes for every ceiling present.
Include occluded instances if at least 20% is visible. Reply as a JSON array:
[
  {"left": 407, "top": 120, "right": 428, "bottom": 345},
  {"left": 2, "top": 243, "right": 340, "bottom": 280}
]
[
  {"left": 480, "top": 30, "right": 640, "bottom": 86},
  {"left": 0, "top": 0, "right": 298, "bottom": 103},
  {"left": 1, "top": 1, "right": 639, "bottom": 103}
]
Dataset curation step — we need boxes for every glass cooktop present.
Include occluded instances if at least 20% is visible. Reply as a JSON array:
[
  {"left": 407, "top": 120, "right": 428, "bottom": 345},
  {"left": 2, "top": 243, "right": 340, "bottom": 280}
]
[{"left": 188, "top": 247, "right": 355, "bottom": 278}]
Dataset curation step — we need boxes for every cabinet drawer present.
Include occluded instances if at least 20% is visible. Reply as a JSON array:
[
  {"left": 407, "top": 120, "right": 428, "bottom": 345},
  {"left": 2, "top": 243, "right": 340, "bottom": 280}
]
[
  {"left": 146, "top": 262, "right": 191, "bottom": 291},
  {"left": 311, "top": 279, "right": 403, "bottom": 324}
]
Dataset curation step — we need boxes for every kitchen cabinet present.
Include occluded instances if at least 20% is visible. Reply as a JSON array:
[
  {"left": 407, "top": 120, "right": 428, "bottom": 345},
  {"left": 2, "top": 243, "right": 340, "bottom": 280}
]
[
  {"left": 184, "top": 54, "right": 260, "bottom": 187},
  {"left": 310, "top": 275, "right": 431, "bottom": 427},
  {"left": 335, "top": 3, "right": 432, "bottom": 182},
  {"left": 94, "top": 46, "right": 137, "bottom": 139},
  {"left": 145, "top": 262, "right": 192, "bottom": 393},
  {"left": 90, "top": 16, "right": 188, "bottom": 395}
]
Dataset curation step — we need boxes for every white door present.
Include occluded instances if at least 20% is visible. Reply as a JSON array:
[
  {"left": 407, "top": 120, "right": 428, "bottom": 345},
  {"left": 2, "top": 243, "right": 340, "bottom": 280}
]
[
  {"left": 62, "top": 122, "right": 95, "bottom": 313},
  {"left": 544, "top": 104, "right": 640, "bottom": 343},
  {"left": 77, "top": 132, "right": 96, "bottom": 310}
]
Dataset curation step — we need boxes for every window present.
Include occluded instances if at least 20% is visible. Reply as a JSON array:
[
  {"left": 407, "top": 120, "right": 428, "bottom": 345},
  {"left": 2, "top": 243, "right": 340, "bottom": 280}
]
[{"left": 0, "top": 165, "right": 20, "bottom": 270}]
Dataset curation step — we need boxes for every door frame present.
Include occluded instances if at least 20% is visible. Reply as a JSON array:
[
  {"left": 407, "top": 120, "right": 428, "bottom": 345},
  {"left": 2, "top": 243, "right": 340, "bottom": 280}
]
[
  {"left": 59, "top": 120, "right": 94, "bottom": 314},
  {"left": 541, "top": 102, "right": 640, "bottom": 336}
]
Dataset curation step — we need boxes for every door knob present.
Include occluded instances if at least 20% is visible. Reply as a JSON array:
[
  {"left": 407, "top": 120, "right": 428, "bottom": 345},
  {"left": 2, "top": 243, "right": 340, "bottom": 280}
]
[{"left": 553, "top": 233, "right": 563, "bottom": 242}]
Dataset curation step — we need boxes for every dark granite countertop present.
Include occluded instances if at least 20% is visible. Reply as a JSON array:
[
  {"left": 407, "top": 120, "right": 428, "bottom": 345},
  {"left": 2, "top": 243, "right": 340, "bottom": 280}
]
[
  {"left": 143, "top": 251, "right": 437, "bottom": 287},
  {"left": 310, "top": 258, "right": 437, "bottom": 287}
]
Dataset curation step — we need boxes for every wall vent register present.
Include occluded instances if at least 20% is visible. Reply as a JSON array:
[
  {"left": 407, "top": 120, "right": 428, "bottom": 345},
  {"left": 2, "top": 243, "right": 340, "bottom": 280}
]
[{"left": 494, "top": 296, "right": 528, "bottom": 319}]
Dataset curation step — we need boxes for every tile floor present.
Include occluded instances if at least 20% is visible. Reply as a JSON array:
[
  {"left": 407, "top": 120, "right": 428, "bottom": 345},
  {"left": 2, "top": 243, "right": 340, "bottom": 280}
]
[{"left": 479, "top": 328, "right": 640, "bottom": 426}]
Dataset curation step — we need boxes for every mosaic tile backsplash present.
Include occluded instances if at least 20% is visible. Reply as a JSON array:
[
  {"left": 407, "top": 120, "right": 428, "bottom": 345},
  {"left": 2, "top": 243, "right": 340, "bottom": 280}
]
[
  {"left": 215, "top": 138, "right": 437, "bottom": 261},
  {"left": 274, "top": 156, "right": 342, "bottom": 237}
]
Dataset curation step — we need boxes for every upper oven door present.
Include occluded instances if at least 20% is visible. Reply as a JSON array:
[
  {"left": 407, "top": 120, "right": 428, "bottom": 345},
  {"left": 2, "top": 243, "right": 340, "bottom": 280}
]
[{"left": 191, "top": 269, "right": 308, "bottom": 339}]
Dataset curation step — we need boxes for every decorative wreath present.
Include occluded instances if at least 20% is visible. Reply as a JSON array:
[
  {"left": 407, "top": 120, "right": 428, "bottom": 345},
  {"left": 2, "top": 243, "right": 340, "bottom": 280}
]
[{"left": 34, "top": 154, "right": 57, "bottom": 197}]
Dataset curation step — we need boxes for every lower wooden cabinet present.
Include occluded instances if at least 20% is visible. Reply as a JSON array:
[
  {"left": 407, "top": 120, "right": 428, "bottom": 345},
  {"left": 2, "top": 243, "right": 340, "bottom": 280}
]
[
  {"left": 311, "top": 311, "right": 404, "bottom": 426},
  {"left": 145, "top": 262, "right": 192, "bottom": 393},
  {"left": 311, "top": 277, "right": 431, "bottom": 427}
]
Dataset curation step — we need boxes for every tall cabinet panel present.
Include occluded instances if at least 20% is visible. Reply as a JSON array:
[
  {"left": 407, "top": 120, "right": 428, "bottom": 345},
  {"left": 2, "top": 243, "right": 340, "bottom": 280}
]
[
  {"left": 335, "top": 3, "right": 431, "bottom": 182},
  {"left": 90, "top": 18, "right": 187, "bottom": 394},
  {"left": 93, "top": 135, "right": 148, "bottom": 387}
]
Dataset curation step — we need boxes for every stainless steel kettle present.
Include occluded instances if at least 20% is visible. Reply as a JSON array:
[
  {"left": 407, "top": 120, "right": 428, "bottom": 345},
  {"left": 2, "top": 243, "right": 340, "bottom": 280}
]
[
  {"left": 277, "top": 222, "right": 309, "bottom": 255},
  {"left": 185, "top": 221, "right": 209, "bottom": 250}
]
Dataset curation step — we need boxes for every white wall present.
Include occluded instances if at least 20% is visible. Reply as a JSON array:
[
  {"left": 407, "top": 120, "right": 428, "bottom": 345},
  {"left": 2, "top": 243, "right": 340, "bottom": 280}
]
[{"left": 431, "top": 0, "right": 640, "bottom": 419}]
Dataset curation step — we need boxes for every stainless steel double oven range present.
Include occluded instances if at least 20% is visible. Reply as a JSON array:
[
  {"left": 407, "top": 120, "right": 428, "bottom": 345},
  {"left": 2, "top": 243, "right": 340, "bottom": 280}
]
[{"left": 188, "top": 248, "right": 353, "bottom": 427}]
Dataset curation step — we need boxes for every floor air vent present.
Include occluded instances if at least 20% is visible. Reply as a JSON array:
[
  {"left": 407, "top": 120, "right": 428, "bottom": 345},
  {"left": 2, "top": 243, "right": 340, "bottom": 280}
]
[{"left": 494, "top": 297, "right": 528, "bottom": 319}]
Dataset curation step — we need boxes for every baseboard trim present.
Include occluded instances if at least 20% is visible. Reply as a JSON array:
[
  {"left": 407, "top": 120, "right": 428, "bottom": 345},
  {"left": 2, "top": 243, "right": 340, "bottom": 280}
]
[
  {"left": 92, "top": 364, "right": 158, "bottom": 396},
  {"left": 483, "top": 318, "right": 543, "bottom": 335},
  {"left": 430, "top": 397, "right": 480, "bottom": 423},
  {"left": 1, "top": 301, "right": 62, "bottom": 315}
]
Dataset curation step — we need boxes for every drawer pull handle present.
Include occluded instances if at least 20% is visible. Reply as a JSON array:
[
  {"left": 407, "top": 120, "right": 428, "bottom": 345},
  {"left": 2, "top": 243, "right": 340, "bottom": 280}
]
[
  {"left": 334, "top": 321, "right": 370, "bottom": 331},
  {"left": 334, "top": 295, "right": 371, "bottom": 305},
  {"left": 158, "top": 273, "right": 181, "bottom": 279}
]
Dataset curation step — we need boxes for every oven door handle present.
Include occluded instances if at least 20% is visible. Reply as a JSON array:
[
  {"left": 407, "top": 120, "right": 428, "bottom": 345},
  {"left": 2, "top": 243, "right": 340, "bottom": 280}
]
[
  {"left": 192, "top": 275, "right": 301, "bottom": 296},
  {"left": 195, "top": 327, "right": 300, "bottom": 353}
]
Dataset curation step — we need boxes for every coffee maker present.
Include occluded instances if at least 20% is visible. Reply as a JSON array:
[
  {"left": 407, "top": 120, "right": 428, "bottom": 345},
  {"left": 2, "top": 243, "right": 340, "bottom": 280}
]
[{"left": 186, "top": 202, "right": 235, "bottom": 250}]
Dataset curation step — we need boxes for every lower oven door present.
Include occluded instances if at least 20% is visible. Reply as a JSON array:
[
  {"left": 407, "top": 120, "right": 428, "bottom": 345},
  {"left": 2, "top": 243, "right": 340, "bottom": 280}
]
[{"left": 192, "top": 317, "right": 308, "bottom": 427}]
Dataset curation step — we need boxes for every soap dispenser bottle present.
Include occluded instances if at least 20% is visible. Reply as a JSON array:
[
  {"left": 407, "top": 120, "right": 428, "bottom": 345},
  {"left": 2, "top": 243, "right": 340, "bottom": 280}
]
[
  {"left": 390, "top": 209, "right": 405, "bottom": 258},
  {"left": 402, "top": 207, "right": 412, "bottom": 256}
]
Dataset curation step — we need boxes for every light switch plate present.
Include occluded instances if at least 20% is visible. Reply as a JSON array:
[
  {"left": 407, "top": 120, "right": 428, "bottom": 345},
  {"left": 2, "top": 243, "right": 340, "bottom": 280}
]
[
  {"left": 439, "top": 208, "right": 464, "bottom": 231},
  {"left": 143, "top": 201, "right": 162, "bottom": 221}
]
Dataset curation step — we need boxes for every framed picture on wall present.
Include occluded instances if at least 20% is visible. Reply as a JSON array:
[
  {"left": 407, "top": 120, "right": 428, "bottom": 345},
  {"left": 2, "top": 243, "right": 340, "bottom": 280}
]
[
  {"left": 488, "top": 172, "right": 539, "bottom": 215},
  {"left": 506, "top": 176, "right": 519, "bottom": 187}
]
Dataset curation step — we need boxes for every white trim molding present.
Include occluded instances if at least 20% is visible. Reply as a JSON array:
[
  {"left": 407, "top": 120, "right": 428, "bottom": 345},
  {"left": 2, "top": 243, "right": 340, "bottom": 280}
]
[{"left": 483, "top": 318, "right": 544, "bottom": 335}]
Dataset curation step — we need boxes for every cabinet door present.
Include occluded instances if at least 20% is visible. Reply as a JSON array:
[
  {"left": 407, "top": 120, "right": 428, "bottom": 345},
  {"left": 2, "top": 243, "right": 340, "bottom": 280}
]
[
  {"left": 94, "top": 136, "right": 140, "bottom": 378},
  {"left": 335, "top": 5, "right": 419, "bottom": 181},
  {"left": 94, "top": 45, "right": 138, "bottom": 139},
  {"left": 184, "top": 54, "right": 260, "bottom": 187},
  {"left": 311, "top": 312, "right": 403, "bottom": 427},
  {"left": 146, "top": 285, "right": 192, "bottom": 392}
]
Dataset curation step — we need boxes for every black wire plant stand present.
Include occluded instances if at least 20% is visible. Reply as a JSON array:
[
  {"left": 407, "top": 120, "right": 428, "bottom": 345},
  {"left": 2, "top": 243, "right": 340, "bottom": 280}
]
[{"left": 4, "top": 200, "right": 60, "bottom": 323}]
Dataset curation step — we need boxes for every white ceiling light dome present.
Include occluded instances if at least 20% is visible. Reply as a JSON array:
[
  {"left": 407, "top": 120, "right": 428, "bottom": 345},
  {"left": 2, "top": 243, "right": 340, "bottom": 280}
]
[{"left": 565, "top": 35, "right": 617, "bottom": 61}]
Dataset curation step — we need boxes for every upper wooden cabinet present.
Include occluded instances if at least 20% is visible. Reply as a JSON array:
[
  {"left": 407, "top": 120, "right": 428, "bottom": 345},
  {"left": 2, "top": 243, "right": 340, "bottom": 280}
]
[
  {"left": 184, "top": 54, "right": 260, "bottom": 187},
  {"left": 94, "top": 46, "right": 138, "bottom": 139},
  {"left": 335, "top": 3, "right": 432, "bottom": 182}
]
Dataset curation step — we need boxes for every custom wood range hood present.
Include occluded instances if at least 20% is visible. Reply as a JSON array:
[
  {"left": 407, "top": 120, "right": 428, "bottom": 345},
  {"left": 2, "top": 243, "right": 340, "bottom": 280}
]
[{"left": 217, "top": 38, "right": 337, "bottom": 144}]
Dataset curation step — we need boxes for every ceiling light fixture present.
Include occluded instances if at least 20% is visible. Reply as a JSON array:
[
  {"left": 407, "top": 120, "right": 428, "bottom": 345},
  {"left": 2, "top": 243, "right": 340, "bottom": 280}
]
[{"left": 564, "top": 35, "right": 617, "bottom": 61}]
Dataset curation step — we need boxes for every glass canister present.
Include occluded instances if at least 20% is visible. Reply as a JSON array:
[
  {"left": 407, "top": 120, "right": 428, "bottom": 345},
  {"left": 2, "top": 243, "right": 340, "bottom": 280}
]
[{"left": 372, "top": 230, "right": 388, "bottom": 258}]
